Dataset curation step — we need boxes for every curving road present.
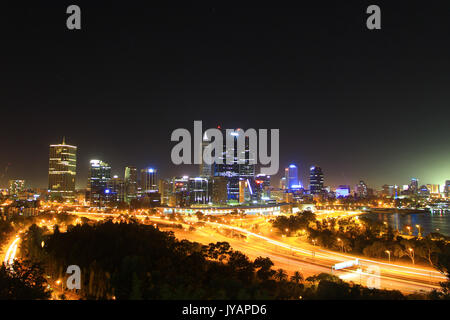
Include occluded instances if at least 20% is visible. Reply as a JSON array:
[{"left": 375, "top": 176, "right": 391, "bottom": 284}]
[{"left": 69, "top": 211, "right": 447, "bottom": 294}]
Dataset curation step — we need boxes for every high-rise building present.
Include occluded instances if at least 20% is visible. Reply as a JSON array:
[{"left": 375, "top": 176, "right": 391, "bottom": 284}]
[
  {"left": 211, "top": 176, "right": 228, "bottom": 205},
  {"left": 255, "top": 174, "right": 271, "bottom": 200},
  {"left": 285, "top": 164, "right": 300, "bottom": 189},
  {"left": 172, "top": 176, "right": 190, "bottom": 207},
  {"left": 409, "top": 178, "right": 419, "bottom": 194},
  {"left": 189, "top": 177, "right": 210, "bottom": 205},
  {"left": 214, "top": 129, "right": 255, "bottom": 201},
  {"left": 279, "top": 177, "right": 286, "bottom": 190},
  {"left": 382, "top": 184, "right": 399, "bottom": 197},
  {"left": 199, "top": 131, "right": 214, "bottom": 177},
  {"left": 108, "top": 175, "right": 125, "bottom": 203},
  {"left": 445, "top": 180, "right": 450, "bottom": 198},
  {"left": 356, "top": 180, "right": 368, "bottom": 198},
  {"left": 309, "top": 166, "right": 324, "bottom": 195},
  {"left": 86, "top": 160, "right": 111, "bottom": 207},
  {"left": 48, "top": 137, "right": 77, "bottom": 201},
  {"left": 159, "top": 178, "right": 173, "bottom": 205},
  {"left": 8, "top": 180, "right": 25, "bottom": 195},
  {"left": 124, "top": 166, "right": 137, "bottom": 202},
  {"left": 140, "top": 168, "right": 158, "bottom": 193}
]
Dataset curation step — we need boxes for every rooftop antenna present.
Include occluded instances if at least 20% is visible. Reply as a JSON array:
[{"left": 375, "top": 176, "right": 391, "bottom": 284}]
[{"left": 62, "top": 136, "right": 66, "bottom": 145}]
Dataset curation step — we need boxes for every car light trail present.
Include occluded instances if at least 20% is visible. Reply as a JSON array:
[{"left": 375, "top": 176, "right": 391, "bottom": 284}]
[{"left": 4, "top": 237, "right": 20, "bottom": 266}]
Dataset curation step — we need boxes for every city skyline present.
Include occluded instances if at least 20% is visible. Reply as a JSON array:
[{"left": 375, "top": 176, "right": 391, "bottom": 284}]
[
  {"left": 2, "top": 136, "right": 450, "bottom": 190},
  {"left": 2, "top": 2, "right": 450, "bottom": 304},
  {"left": 1, "top": 3, "right": 450, "bottom": 189}
]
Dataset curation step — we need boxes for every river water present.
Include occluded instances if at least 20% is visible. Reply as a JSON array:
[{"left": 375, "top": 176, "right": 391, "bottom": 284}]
[{"left": 364, "top": 211, "right": 450, "bottom": 237}]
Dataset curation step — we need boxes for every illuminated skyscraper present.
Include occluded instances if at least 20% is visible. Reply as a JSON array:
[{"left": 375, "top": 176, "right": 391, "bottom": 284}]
[
  {"left": 356, "top": 180, "right": 368, "bottom": 198},
  {"left": 140, "top": 168, "right": 158, "bottom": 193},
  {"left": 87, "top": 160, "right": 111, "bottom": 207},
  {"left": 309, "top": 166, "right": 324, "bottom": 195},
  {"left": 214, "top": 129, "right": 255, "bottom": 201},
  {"left": 108, "top": 175, "right": 125, "bottom": 203},
  {"left": 199, "top": 132, "right": 214, "bottom": 177},
  {"left": 409, "top": 178, "right": 419, "bottom": 194},
  {"left": 172, "top": 176, "right": 190, "bottom": 207},
  {"left": 8, "top": 179, "right": 25, "bottom": 196},
  {"left": 48, "top": 137, "right": 77, "bottom": 201},
  {"left": 285, "top": 164, "right": 300, "bottom": 189},
  {"left": 211, "top": 176, "right": 228, "bottom": 205},
  {"left": 124, "top": 166, "right": 137, "bottom": 202},
  {"left": 279, "top": 177, "right": 287, "bottom": 189},
  {"left": 159, "top": 178, "right": 173, "bottom": 205},
  {"left": 445, "top": 180, "right": 450, "bottom": 198},
  {"left": 189, "top": 177, "right": 210, "bottom": 204}
]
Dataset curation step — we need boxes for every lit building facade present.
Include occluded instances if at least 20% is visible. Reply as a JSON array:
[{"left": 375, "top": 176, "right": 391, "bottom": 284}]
[
  {"left": 285, "top": 164, "right": 300, "bottom": 189},
  {"left": 48, "top": 138, "right": 77, "bottom": 201},
  {"left": 211, "top": 176, "right": 228, "bottom": 205},
  {"left": 87, "top": 160, "right": 111, "bottom": 207},
  {"left": 124, "top": 166, "right": 138, "bottom": 203},
  {"left": 189, "top": 177, "right": 210, "bottom": 205},
  {"left": 214, "top": 129, "right": 255, "bottom": 201},
  {"left": 108, "top": 175, "right": 125, "bottom": 203},
  {"left": 8, "top": 180, "right": 25, "bottom": 196},
  {"left": 445, "top": 180, "right": 450, "bottom": 198},
  {"left": 309, "top": 166, "right": 324, "bottom": 195},
  {"left": 356, "top": 180, "right": 368, "bottom": 198},
  {"left": 335, "top": 185, "right": 351, "bottom": 198},
  {"left": 140, "top": 168, "right": 158, "bottom": 194}
]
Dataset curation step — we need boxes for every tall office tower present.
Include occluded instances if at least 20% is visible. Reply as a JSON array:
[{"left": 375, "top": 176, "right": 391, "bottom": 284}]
[
  {"left": 48, "top": 137, "right": 77, "bottom": 201},
  {"left": 356, "top": 180, "right": 368, "bottom": 198},
  {"left": 172, "top": 176, "right": 190, "bottom": 207},
  {"left": 124, "top": 166, "right": 137, "bottom": 202},
  {"left": 445, "top": 180, "right": 450, "bottom": 198},
  {"left": 8, "top": 180, "right": 25, "bottom": 195},
  {"left": 159, "top": 178, "right": 173, "bottom": 205},
  {"left": 279, "top": 177, "right": 287, "bottom": 189},
  {"left": 256, "top": 174, "right": 271, "bottom": 189},
  {"left": 189, "top": 177, "right": 210, "bottom": 205},
  {"left": 211, "top": 176, "right": 228, "bottom": 205},
  {"left": 409, "top": 178, "right": 419, "bottom": 194},
  {"left": 214, "top": 129, "right": 255, "bottom": 201},
  {"left": 309, "top": 166, "right": 324, "bottom": 195},
  {"left": 256, "top": 174, "right": 271, "bottom": 199},
  {"left": 285, "top": 164, "right": 300, "bottom": 189},
  {"left": 87, "top": 160, "right": 111, "bottom": 207},
  {"left": 140, "top": 168, "right": 158, "bottom": 193},
  {"left": 382, "top": 184, "right": 398, "bottom": 197},
  {"left": 199, "top": 132, "right": 214, "bottom": 177},
  {"left": 108, "top": 175, "right": 125, "bottom": 203}
]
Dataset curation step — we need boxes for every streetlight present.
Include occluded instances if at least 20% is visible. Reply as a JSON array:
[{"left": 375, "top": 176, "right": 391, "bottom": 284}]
[
  {"left": 337, "top": 238, "right": 343, "bottom": 252},
  {"left": 406, "top": 226, "right": 412, "bottom": 236},
  {"left": 385, "top": 250, "right": 391, "bottom": 262},
  {"left": 416, "top": 224, "right": 421, "bottom": 237},
  {"left": 409, "top": 248, "right": 415, "bottom": 265}
]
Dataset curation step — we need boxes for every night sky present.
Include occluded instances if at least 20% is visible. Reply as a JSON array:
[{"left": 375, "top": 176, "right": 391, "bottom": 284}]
[{"left": 1, "top": 1, "right": 449, "bottom": 190}]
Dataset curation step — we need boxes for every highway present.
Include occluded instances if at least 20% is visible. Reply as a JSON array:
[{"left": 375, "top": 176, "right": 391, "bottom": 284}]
[
  {"left": 2, "top": 235, "right": 20, "bottom": 267},
  {"left": 69, "top": 211, "right": 447, "bottom": 294}
]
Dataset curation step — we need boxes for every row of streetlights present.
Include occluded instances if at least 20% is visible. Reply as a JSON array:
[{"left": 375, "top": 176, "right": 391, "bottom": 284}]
[{"left": 385, "top": 247, "right": 415, "bottom": 264}]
